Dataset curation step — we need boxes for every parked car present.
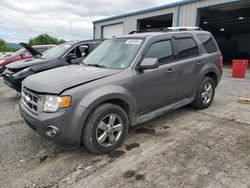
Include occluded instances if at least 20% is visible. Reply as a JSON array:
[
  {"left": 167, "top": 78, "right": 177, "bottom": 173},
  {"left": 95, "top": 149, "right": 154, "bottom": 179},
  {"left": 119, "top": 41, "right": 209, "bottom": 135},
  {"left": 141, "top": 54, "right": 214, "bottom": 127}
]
[
  {"left": 0, "top": 43, "right": 55, "bottom": 74},
  {"left": 0, "top": 52, "right": 15, "bottom": 58},
  {"left": 3, "top": 40, "right": 103, "bottom": 92},
  {"left": 20, "top": 28, "right": 223, "bottom": 154}
]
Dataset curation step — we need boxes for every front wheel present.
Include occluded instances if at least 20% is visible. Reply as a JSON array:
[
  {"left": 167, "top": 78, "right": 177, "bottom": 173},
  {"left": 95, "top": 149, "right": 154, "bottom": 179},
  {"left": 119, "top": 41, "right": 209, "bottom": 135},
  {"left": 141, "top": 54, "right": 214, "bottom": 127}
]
[
  {"left": 192, "top": 76, "right": 215, "bottom": 109},
  {"left": 82, "top": 103, "right": 129, "bottom": 154}
]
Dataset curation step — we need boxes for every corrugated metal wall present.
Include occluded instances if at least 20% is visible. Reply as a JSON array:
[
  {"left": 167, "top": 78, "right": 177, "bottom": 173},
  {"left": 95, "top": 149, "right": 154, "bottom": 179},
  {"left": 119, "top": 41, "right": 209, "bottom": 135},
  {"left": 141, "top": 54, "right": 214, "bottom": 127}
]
[
  {"left": 178, "top": 0, "right": 240, "bottom": 26},
  {"left": 94, "top": 0, "right": 240, "bottom": 39}
]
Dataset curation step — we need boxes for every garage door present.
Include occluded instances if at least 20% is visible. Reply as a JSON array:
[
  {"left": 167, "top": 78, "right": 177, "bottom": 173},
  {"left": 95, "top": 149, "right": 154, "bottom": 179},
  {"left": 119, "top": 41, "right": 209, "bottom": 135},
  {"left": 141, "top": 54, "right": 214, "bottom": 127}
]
[{"left": 103, "top": 23, "right": 123, "bottom": 38}]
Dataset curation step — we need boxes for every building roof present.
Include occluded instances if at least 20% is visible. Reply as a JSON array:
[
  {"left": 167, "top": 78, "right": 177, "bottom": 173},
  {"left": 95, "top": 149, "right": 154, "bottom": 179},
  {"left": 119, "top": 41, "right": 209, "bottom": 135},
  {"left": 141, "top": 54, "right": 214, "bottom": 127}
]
[{"left": 93, "top": 0, "right": 197, "bottom": 24}]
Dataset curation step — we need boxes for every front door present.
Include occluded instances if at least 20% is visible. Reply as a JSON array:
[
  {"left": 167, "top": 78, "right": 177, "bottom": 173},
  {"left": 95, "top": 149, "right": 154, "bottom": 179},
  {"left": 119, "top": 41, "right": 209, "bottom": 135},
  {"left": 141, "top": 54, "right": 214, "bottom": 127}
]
[{"left": 134, "top": 38, "right": 179, "bottom": 113}]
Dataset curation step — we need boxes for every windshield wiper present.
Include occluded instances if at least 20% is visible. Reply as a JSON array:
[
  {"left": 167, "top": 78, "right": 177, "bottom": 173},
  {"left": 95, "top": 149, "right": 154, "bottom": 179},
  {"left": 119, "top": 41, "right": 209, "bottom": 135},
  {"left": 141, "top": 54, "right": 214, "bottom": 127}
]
[{"left": 87, "top": 64, "right": 106, "bottom": 68}]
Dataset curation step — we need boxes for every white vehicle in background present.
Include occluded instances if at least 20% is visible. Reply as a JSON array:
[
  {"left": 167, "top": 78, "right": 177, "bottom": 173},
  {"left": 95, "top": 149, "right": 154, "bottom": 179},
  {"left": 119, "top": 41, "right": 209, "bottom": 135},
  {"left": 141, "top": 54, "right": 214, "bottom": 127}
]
[{"left": 0, "top": 52, "right": 15, "bottom": 58}]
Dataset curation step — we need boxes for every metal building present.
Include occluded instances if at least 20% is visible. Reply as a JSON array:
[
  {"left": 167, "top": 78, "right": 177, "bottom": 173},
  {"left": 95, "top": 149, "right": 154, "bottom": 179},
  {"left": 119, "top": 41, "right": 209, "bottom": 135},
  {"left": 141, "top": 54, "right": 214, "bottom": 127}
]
[{"left": 93, "top": 0, "right": 250, "bottom": 63}]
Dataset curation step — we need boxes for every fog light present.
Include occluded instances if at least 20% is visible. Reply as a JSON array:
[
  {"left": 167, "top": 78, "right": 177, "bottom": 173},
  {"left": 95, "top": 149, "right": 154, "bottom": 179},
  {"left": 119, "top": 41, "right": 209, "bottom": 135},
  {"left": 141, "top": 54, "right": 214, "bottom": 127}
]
[{"left": 45, "top": 126, "right": 59, "bottom": 137}]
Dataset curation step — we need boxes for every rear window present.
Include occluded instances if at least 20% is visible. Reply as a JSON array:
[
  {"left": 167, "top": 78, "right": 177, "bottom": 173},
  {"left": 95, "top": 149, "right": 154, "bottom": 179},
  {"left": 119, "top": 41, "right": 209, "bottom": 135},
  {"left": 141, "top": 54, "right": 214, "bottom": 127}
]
[
  {"left": 174, "top": 38, "right": 199, "bottom": 60},
  {"left": 197, "top": 34, "right": 217, "bottom": 54}
]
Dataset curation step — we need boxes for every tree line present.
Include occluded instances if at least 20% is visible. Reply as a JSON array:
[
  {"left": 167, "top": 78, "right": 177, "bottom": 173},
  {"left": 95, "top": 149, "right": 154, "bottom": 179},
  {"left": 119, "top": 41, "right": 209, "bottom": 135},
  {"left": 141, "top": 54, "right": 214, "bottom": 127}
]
[{"left": 0, "top": 34, "right": 66, "bottom": 52}]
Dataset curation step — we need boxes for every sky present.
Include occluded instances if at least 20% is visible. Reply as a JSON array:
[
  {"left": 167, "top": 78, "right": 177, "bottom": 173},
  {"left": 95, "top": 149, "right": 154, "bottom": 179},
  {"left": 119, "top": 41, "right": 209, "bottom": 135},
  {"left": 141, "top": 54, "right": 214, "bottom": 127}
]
[{"left": 0, "top": 0, "right": 181, "bottom": 43}]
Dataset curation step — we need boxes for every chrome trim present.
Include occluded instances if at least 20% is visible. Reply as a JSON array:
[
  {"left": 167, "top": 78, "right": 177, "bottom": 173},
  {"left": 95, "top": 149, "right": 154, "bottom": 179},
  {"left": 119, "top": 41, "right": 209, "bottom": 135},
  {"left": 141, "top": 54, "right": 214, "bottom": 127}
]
[{"left": 21, "top": 86, "right": 43, "bottom": 115}]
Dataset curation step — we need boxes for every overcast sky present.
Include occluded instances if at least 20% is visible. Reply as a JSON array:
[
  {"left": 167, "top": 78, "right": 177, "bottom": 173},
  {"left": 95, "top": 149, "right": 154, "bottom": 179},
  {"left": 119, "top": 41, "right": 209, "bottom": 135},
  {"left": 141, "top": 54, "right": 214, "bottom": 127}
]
[{"left": 0, "top": 0, "right": 181, "bottom": 43}]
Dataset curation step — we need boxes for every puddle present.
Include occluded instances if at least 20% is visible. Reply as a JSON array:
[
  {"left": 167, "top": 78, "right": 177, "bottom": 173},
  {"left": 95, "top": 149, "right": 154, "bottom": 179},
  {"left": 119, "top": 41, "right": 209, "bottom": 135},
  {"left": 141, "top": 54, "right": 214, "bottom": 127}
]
[
  {"left": 135, "top": 128, "right": 156, "bottom": 135},
  {"left": 39, "top": 155, "right": 48, "bottom": 163},
  {"left": 125, "top": 143, "right": 140, "bottom": 151},
  {"left": 123, "top": 170, "right": 136, "bottom": 178},
  {"left": 135, "top": 174, "right": 145, "bottom": 181},
  {"left": 107, "top": 150, "right": 125, "bottom": 159},
  {"left": 123, "top": 170, "right": 145, "bottom": 181}
]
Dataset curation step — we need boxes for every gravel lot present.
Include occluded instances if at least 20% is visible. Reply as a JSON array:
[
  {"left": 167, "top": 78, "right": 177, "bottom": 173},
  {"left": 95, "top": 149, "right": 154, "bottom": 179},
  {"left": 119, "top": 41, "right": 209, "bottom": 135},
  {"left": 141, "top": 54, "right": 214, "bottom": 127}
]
[{"left": 0, "top": 68, "right": 250, "bottom": 188}]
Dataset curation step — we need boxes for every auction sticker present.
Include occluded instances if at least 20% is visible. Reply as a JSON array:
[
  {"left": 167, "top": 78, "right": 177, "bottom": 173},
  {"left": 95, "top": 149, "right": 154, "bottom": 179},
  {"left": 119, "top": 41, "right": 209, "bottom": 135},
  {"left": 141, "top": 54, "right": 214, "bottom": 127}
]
[{"left": 125, "top": 39, "right": 142, "bottom": 45}]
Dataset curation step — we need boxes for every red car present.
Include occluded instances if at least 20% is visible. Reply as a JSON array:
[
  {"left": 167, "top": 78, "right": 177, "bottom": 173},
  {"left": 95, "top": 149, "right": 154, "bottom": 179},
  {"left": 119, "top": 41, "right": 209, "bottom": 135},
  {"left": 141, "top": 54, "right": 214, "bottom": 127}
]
[{"left": 0, "top": 43, "right": 56, "bottom": 74}]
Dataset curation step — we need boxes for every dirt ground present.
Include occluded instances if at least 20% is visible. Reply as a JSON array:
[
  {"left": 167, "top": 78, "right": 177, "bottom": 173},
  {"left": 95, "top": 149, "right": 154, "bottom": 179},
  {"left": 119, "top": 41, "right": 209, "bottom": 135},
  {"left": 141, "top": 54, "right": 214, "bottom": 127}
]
[{"left": 0, "top": 68, "right": 249, "bottom": 188}]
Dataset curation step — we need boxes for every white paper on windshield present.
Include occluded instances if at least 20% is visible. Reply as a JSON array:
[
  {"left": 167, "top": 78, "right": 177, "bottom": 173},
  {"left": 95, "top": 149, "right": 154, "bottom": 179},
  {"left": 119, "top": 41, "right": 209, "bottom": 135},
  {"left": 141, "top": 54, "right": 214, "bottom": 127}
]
[{"left": 125, "top": 39, "right": 142, "bottom": 45}]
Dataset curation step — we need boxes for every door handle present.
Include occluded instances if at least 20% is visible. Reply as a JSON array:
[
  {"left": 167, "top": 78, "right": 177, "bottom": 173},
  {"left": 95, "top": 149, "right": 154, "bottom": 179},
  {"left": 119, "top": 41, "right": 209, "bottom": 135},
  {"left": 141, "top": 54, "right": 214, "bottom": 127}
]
[
  {"left": 166, "top": 68, "right": 175, "bottom": 74},
  {"left": 197, "top": 60, "right": 204, "bottom": 65}
]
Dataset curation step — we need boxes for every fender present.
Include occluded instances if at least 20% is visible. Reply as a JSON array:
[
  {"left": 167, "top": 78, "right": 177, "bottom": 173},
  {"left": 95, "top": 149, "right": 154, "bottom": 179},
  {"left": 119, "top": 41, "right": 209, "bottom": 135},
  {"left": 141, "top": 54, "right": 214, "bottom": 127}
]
[
  {"left": 194, "top": 63, "right": 219, "bottom": 92},
  {"left": 78, "top": 85, "right": 138, "bottom": 118}
]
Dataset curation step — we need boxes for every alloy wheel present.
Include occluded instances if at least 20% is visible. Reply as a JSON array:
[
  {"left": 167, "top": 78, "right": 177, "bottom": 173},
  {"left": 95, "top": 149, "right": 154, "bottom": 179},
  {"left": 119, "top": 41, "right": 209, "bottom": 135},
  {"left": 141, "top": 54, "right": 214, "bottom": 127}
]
[
  {"left": 202, "top": 82, "right": 213, "bottom": 104},
  {"left": 96, "top": 114, "right": 123, "bottom": 147}
]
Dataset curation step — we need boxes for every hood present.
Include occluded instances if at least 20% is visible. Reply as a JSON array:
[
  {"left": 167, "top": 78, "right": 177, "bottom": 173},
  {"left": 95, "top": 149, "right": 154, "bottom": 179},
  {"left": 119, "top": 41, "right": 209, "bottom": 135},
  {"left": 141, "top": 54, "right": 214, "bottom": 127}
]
[
  {"left": 20, "top": 42, "right": 42, "bottom": 57},
  {"left": 22, "top": 65, "right": 122, "bottom": 94},
  {"left": 6, "top": 58, "right": 50, "bottom": 69}
]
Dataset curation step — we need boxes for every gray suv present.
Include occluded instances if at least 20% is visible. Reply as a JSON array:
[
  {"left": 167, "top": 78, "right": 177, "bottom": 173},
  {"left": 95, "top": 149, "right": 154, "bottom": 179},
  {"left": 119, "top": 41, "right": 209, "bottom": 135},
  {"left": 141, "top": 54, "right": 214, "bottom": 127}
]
[{"left": 19, "top": 28, "right": 223, "bottom": 154}]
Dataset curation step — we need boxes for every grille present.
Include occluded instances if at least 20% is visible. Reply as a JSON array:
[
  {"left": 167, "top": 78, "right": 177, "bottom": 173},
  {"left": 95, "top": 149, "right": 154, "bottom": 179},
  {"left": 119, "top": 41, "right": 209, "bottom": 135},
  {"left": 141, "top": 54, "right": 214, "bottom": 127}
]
[{"left": 21, "top": 87, "right": 43, "bottom": 115}]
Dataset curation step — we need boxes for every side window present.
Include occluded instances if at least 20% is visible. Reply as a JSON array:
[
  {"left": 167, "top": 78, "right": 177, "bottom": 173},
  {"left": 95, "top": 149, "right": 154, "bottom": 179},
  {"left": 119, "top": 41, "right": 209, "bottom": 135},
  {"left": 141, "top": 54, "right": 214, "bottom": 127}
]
[
  {"left": 174, "top": 38, "right": 199, "bottom": 60},
  {"left": 144, "top": 40, "right": 173, "bottom": 64},
  {"left": 197, "top": 34, "right": 217, "bottom": 54},
  {"left": 68, "top": 45, "right": 88, "bottom": 58}
]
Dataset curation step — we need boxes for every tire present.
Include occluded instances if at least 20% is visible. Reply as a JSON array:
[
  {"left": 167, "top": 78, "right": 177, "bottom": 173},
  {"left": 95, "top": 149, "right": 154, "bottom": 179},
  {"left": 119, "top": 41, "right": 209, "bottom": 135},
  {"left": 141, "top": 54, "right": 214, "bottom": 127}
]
[
  {"left": 82, "top": 103, "right": 129, "bottom": 154},
  {"left": 192, "top": 76, "right": 215, "bottom": 109}
]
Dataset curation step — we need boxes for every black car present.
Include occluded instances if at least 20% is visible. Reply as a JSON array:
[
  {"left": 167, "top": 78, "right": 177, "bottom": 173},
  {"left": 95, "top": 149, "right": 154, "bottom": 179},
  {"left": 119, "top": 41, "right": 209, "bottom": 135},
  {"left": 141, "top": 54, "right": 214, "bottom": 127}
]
[{"left": 3, "top": 40, "right": 103, "bottom": 92}]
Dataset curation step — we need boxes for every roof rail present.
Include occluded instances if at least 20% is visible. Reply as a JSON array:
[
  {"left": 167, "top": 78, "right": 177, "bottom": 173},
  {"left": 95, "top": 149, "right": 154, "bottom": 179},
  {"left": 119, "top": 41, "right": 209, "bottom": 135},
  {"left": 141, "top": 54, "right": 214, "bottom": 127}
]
[
  {"left": 163, "top": 27, "right": 201, "bottom": 31},
  {"left": 129, "top": 27, "right": 202, "bottom": 35},
  {"left": 129, "top": 28, "right": 163, "bottom": 34}
]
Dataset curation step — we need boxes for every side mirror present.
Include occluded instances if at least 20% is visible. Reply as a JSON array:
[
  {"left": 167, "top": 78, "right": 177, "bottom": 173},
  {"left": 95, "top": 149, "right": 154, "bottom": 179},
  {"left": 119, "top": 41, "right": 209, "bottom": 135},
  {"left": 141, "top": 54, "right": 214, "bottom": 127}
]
[
  {"left": 70, "top": 58, "right": 85, "bottom": 64},
  {"left": 139, "top": 58, "right": 159, "bottom": 70}
]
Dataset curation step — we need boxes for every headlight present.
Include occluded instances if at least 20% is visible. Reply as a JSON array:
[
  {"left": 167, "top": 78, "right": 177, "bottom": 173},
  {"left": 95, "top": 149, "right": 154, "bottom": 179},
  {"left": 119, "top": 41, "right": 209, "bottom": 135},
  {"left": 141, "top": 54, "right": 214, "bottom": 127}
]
[
  {"left": 43, "top": 95, "right": 71, "bottom": 112},
  {"left": 13, "top": 67, "right": 31, "bottom": 77},
  {"left": 0, "top": 60, "right": 5, "bottom": 64}
]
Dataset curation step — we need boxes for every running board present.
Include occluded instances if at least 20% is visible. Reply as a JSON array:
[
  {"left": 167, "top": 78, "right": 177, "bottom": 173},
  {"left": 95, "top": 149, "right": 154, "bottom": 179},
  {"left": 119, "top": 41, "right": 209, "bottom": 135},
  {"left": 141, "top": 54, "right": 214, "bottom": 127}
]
[{"left": 135, "top": 97, "right": 194, "bottom": 125}]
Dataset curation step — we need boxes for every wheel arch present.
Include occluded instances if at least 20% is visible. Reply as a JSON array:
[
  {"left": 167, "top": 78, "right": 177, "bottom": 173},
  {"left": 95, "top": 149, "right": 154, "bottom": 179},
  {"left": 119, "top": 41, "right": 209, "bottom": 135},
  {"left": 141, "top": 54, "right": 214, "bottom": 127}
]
[{"left": 78, "top": 85, "right": 137, "bottom": 129}]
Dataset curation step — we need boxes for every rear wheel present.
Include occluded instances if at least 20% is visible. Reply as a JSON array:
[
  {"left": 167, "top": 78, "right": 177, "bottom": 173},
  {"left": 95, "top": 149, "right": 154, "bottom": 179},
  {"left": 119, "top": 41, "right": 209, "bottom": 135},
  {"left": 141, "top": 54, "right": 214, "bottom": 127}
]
[
  {"left": 82, "top": 103, "right": 129, "bottom": 154},
  {"left": 192, "top": 76, "right": 215, "bottom": 109}
]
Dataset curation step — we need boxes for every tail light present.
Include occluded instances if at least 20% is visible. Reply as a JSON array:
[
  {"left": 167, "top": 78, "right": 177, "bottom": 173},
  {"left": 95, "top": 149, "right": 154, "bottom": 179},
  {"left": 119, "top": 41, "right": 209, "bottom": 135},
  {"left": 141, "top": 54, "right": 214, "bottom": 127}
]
[{"left": 219, "top": 52, "right": 223, "bottom": 68}]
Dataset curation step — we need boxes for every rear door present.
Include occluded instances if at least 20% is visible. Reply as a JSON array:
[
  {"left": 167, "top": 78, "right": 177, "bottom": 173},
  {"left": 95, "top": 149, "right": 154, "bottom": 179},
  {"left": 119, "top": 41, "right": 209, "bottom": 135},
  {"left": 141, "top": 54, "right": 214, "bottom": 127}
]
[
  {"left": 134, "top": 37, "right": 179, "bottom": 113},
  {"left": 172, "top": 34, "right": 204, "bottom": 98}
]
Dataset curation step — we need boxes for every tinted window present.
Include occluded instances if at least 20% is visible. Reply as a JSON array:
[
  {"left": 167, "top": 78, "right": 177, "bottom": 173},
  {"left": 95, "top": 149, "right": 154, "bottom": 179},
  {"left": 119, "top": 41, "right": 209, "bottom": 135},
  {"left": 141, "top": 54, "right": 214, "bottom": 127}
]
[
  {"left": 144, "top": 40, "right": 173, "bottom": 64},
  {"left": 197, "top": 34, "right": 217, "bottom": 54},
  {"left": 175, "top": 38, "right": 199, "bottom": 59}
]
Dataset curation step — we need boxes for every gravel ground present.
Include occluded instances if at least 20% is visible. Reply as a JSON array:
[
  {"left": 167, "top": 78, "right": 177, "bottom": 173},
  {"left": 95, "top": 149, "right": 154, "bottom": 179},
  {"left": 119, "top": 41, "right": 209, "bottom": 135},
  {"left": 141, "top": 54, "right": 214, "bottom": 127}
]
[{"left": 0, "top": 68, "right": 249, "bottom": 188}]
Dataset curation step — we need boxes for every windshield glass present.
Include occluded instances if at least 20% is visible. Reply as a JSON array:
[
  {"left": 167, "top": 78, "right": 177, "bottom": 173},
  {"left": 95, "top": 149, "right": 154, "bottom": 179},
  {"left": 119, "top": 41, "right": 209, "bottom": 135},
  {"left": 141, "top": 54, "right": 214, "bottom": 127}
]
[
  {"left": 41, "top": 44, "right": 70, "bottom": 59},
  {"left": 82, "top": 38, "right": 143, "bottom": 69}
]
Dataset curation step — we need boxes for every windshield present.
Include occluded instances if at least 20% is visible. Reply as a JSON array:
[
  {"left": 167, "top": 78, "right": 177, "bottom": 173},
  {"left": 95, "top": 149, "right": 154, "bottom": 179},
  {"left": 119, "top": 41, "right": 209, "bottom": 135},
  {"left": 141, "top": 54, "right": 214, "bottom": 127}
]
[
  {"left": 41, "top": 44, "right": 70, "bottom": 59},
  {"left": 82, "top": 38, "right": 143, "bottom": 69}
]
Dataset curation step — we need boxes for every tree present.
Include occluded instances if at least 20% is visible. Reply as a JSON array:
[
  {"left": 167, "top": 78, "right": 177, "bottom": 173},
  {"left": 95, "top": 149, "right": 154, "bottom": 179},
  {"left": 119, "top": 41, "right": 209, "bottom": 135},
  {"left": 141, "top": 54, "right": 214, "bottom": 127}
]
[
  {"left": 0, "top": 39, "right": 18, "bottom": 52},
  {"left": 28, "top": 34, "right": 65, "bottom": 45}
]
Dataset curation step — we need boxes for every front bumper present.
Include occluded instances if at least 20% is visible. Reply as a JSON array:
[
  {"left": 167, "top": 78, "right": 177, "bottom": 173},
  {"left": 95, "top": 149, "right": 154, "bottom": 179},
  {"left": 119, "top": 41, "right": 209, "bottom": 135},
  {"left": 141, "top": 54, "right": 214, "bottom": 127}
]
[
  {"left": 0, "top": 66, "right": 5, "bottom": 75},
  {"left": 3, "top": 74, "right": 23, "bottom": 92},
  {"left": 19, "top": 101, "right": 91, "bottom": 149}
]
